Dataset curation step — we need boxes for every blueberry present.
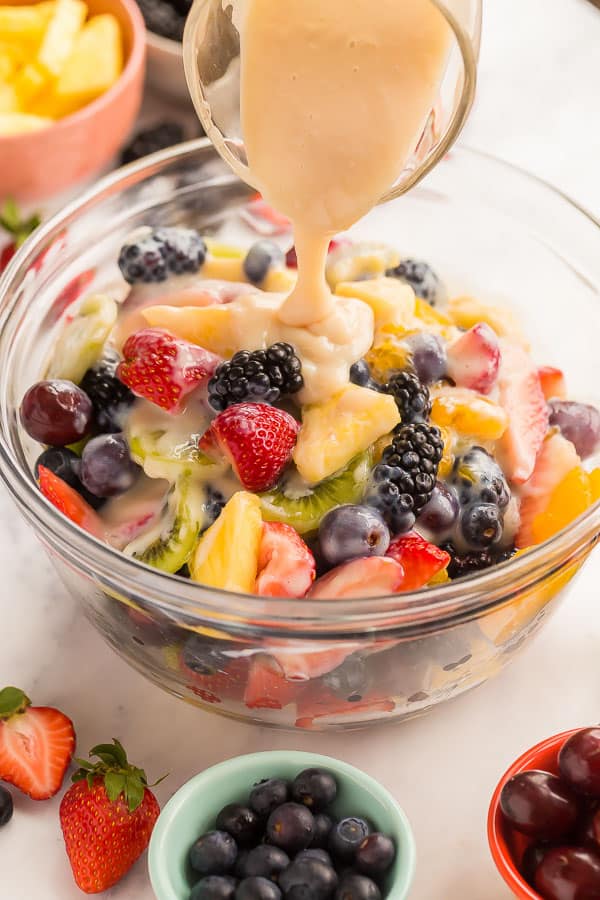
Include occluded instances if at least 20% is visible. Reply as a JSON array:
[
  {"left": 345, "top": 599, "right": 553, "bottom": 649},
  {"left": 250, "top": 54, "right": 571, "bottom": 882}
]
[
  {"left": 239, "top": 845, "right": 290, "bottom": 881},
  {"left": 0, "top": 786, "right": 13, "bottom": 827},
  {"left": 35, "top": 446, "right": 81, "bottom": 489},
  {"left": 182, "top": 635, "right": 235, "bottom": 675},
  {"left": 243, "top": 240, "right": 285, "bottom": 284},
  {"left": 415, "top": 482, "right": 459, "bottom": 538},
  {"left": 323, "top": 658, "right": 369, "bottom": 702},
  {"left": 292, "top": 769, "right": 337, "bottom": 812},
  {"left": 235, "top": 876, "right": 282, "bottom": 900},
  {"left": 329, "top": 818, "right": 371, "bottom": 864},
  {"left": 461, "top": 502, "right": 503, "bottom": 549},
  {"left": 204, "top": 486, "right": 226, "bottom": 531},
  {"left": 309, "top": 814, "right": 335, "bottom": 849},
  {"left": 349, "top": 360, "right": 372, "bottom": 387},
  {"left": 405, "top": 332, "right": 447, "bottom": 384},
  {"left": 548, "top": 400, "right": 600, "bottom": 459},
  {"left": 250, "top": 779, "right": 290, "bottom": 818},
  {"left": 190, "top": 831, "right": 238, "bottom": 876},
  {"left": 385, "top": 258, "right": 444, "bottom": 306},
  {"left": 80, "top": 433, "right": 139, "bottom": 498},
  {"left": 296, "top": 849, "right": 333, "bottom": 867},
  {"left": 191, "top": 875, "right": 237, "bottom": 900},
  {"left": 355, "top": 833, "right": 395, "bottom": 878},
  {"left": 334, "top": 873, "right": 381, "bottom": 900},
  {"left": 279, "top": 857, "right": 338, "bottom": 899},
  {"left": 451, "top": 447, "right": 510, "bottom": 509},
  {"left": 216, "top": 804, "right": 262, "bottom": 847},
  {"left": 266, "top": 803, "right": 315, "bottom": 854},
  {"left": 319, "top": 505, "right": 390, "bottom": 568}
]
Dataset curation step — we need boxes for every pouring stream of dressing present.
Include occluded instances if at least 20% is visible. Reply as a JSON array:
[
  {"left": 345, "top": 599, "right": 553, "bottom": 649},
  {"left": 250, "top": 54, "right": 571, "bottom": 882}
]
[{"left": 240, "top": 0, "right": 453, "bottom": 327}]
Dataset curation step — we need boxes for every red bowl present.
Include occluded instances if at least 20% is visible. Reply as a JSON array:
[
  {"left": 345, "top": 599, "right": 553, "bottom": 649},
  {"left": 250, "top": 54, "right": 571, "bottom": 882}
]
[{"left": 487, "top": 728, "right": 582, "bottom": 899}]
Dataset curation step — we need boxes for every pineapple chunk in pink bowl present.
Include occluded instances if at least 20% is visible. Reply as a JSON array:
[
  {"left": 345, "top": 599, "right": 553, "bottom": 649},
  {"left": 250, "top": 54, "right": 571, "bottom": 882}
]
[{"left": 0, "top": 0, "right": 146, "bottom": 203}]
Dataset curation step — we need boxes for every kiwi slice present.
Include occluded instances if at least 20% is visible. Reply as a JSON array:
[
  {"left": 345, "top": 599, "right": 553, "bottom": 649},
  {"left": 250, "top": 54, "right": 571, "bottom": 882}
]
[
  {"left": 260, "top": 451, "right": 372, "bottom": 535},
  {"left": 46, "top": 294, "right": 117, "bottom": 383},
  {"left": 124, "top": 474, "right": 207, "bottom": 573}
]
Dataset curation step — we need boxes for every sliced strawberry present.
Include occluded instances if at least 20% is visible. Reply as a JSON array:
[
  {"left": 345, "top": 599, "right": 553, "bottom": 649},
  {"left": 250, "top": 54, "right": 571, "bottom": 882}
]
[
  {"left": 262, "top": 641, "right": 360, "bottom": 682},
  {"left": 308, "top": 557, "right": 405, "bottom": 599},
  {"left": 244, "top": 657, "right": 302, "bottom": 710},
  {"left": 386, "top": 532, "right": 450, "bottom": 590},
  {"left": 255, "top": 522, "right": 316, "bottom": 598},
  {"left": 183, "top": 656, "right": 249, "bottom": 706},
  {"left": 200, "top": 403, "right": 299, "bottom": 492},
  {"left": 516, "top": 433, "right": 580, "bottom": 548},
  {"left": 0, "top": 687, "right": 75, "bottom": 800},
  {"left": 295, "top": 685, "right": 395, "bottom": 730},
  {"left": 0, "top": 242, "right": 15, "bottom": 272},
  {"left": 49, "top": 268, "right": 96, "bottom": 323},
  {"left": 446, "top": 322, "right": 500, "bottom": 394},
  {"left": 538, "top": 365, "right": 567, "bottom": 401},
  {"left": 118, "top": 327, "right": 221, "bottom": 413},
  {"left": 497, "top": 340, "right": 549, "bottom": 484},
  {"left": 38, "top": 466, "right": 105, "bottom": 540},
  {"left": 241, "top": 194, "right": 292, "bottom": 236}
]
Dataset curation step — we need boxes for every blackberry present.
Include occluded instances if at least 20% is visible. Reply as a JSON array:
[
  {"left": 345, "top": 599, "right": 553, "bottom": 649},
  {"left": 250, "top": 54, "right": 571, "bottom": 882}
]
[
  {"left": 366, "top": 423, "right": 443, "bottom": 533},
  {"left": 443, "top": 543, "right": 516, "bottom": 580},
  {"left": 118, "top": 226, "right": 206, "bottom": 284},
  {"left": 121, "top": 121, "right": 185, "bottom": 165},
  {"left": 385, "top": 257, "right": 444, "bottom": 306},
  {"left": 208, "top": 343, "right": 303, "bottom": 411},
  {"left": 80, "top": 356, "right": 135, "bottom": 433},
  {"left": 385, "top": 370, "right": 431, "bottom": 423}
]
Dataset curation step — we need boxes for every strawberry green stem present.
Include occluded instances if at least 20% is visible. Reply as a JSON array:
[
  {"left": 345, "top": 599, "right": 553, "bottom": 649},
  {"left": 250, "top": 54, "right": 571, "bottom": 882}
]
[
  {"left": 72, "top": 738, "right": 165, "bottom": 813},
  {"left": 0, "top": 687, "right": 31, "bottom": 719},
  {"left": 0, "top": 199, "right": 41, "bottom": 247}
]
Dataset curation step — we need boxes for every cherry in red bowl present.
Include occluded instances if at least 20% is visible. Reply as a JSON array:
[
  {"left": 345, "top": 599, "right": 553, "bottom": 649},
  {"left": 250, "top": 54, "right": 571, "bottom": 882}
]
[{"left": 488, "top": 728, "right": 600, "bottom": 900}]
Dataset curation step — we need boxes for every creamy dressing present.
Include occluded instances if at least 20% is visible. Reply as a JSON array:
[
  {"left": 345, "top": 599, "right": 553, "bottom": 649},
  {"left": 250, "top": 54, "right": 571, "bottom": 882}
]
[{"left": 239, "top": 0, "right": 452, "bottom": 328}]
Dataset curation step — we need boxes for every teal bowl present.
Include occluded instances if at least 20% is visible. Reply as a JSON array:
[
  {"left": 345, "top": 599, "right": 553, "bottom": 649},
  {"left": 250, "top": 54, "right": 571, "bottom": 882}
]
[{"left": 149, "top": 750, "right": 416, "bottom": 899}]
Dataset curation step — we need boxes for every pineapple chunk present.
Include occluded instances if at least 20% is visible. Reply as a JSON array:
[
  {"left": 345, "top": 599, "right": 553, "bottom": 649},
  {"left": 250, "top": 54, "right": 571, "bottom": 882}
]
[
  {"left": 0, "top": 112, "right": 52, "bottom": 135},
  {"left": 13, "top": 62, "right": 49, "bottom": 107},
  {"left": 37, "top": 0, "right": 87, "bottom": 78},
  {"left": 431, "top": 386, "right": 508, "bottom": 441},
  {"left": 142, "top": 304, "right": 236, "bottom": 357},
  {"left": 54, "top": 15, "right": 123, "bottom": 115},
  {"left": 293, "top": 384, "right": 400, "bottom": 484},
  {"left": 0, "top": 54, "right": 17, "bottom": 81},
  {"left": 336, "top": 277, "right": 416, "bottom": 329},
  {"left": 0, "top": 3, "right": 55, "bottom": 46},
  {"left": 190, "top": 491, "right": 263, "bottom": 592},
  {"left": 202, "top": 256, "right": 245, "bottom": 282},
  {"left": 0, "top": 83, "right": 18, "bottom": 114}
]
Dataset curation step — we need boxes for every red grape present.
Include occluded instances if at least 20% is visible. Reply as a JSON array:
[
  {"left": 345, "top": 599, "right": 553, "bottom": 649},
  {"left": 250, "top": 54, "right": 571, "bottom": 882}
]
[
  {"left": 535, "top": 846, "right": 600, "bottom": 900},
  {"left": 521, "top": 843, "right": 552, "bottom": 887},
  {"left": 575, "top": 806, "right": 600, "bottom": 850},
  {"left": 499, "top": 770, "right": 580, "bottom": 839},
  {"left": 20, "top": 380, "right": 92, "bottom": 446},
  {"left": 559, "top": 729, "right": 600, "bottom": 797}
]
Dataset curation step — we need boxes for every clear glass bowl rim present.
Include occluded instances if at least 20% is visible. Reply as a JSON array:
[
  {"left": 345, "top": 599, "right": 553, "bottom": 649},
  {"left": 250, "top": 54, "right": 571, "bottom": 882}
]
[{"left": 0, "top": 139, "right": 599, "bottom": 637}]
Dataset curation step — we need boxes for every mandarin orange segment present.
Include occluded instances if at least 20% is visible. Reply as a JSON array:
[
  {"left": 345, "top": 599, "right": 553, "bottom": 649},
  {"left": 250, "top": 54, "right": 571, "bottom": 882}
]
[
  {"left": 430, "top": 387, "right": 508, "bottom": 440},
  {"left": 531, "top": 466, "right": 593, "bottom": 544}
]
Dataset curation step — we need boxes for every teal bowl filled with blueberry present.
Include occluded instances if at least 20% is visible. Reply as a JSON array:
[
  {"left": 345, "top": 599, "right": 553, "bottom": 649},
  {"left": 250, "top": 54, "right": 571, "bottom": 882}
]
[{"left": 148, "top": 750, "right": 416, "bottom": 900}]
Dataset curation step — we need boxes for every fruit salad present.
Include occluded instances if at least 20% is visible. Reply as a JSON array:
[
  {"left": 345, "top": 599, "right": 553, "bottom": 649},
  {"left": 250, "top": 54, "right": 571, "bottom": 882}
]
[
  {"left": 18, "top": 219, "right": 600, "bottom": 724},
  {"left": 0, "top": 0, "right": 124, "bottom": 134}
]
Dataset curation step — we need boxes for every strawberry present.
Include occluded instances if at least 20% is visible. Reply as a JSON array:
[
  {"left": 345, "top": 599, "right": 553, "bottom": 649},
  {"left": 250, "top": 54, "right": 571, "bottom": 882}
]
[
  {"left": 308, "top": 557, "right": 405, "bottom": 599},
  {"left": 244, "top": 657, "right": 302, "bottom": 710},
  {"left": 49, "top": 268, "right": 96, "bottom": 323},
  {"left": 118, "top": 328, "right": 221, "bottom": 413},
  {"left": 60, "top": 739, "right": 161, "bottom": 894},
  {"left": 183, "top": 657, "right": 249, "bottom": 706},
  {"left": 497, "top": 340, "right": 549, "bottom": 484},
  {"left": 255, "top": 522, "right": 316, "bottom": 598},
  {"left": 0, "top": 686, "right": 75, "bottom": 800},
  {"left": 262, "top": 642, "right": 361, "bottom": 682},
  {"left": 446, "top": 322, "right": 501, "bottom": 394},
  {"left": 200, "top": 403, "right": 299, "bottom": 492},
  {"left": 295, "top": 685, "right": 395, "bottom": 730},
  {"left": 241, "top": 194, "right": 292, "bottom": 236},
  {"left": 0, "top": 199, "right": 41, "bottom": 273},
  {"left": 38, "top": 466, "right": 105, "bottom": 540},
  {"left": 516, "top": 433, "right": 580, "bottom": 548},
  {"left": 386, "top": 532, "right": 450, "bottom": 590},
  {"left": 538, "top": 365, "right": 567, "bottom": 401}
]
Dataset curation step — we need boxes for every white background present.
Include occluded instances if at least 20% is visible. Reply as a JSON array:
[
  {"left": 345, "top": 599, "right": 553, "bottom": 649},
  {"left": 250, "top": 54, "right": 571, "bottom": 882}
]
[{"left": 2, "top": 0, "right": 600, "bottom": 896}]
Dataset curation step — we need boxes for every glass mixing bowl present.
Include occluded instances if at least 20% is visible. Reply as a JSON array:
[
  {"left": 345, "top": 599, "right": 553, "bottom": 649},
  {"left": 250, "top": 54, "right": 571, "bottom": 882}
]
[{"left": 0, "top": 141, "right": 599, "bottom": 731}]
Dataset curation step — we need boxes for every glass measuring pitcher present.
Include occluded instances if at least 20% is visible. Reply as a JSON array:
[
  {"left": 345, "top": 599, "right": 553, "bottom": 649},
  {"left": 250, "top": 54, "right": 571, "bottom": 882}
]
[{"left": 183, "top": 0, "right": 481, "bottom": 205}]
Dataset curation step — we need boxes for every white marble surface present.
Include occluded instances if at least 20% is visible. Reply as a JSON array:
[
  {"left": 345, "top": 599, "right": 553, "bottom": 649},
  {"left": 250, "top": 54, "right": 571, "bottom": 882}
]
[{"left": 3, "top": 0, "right": 600, "bottom": 897}]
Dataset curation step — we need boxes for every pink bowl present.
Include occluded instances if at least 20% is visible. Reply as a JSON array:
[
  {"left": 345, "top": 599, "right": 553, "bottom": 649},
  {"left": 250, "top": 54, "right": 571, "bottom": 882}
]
[{"left": 0, "top": 0, "right": 146, "bottom": 202}]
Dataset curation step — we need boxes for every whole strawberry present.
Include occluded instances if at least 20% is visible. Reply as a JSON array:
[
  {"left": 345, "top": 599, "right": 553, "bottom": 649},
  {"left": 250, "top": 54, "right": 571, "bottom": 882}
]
[
  {"left": 0, "top": 686, "right": 75, "bottom": 800},
  {"left": 60, "top": 739, "right": 161, "bottom": 894},
  {"left": 118, "top": 327, "right": 221, "bottom": 413}
]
